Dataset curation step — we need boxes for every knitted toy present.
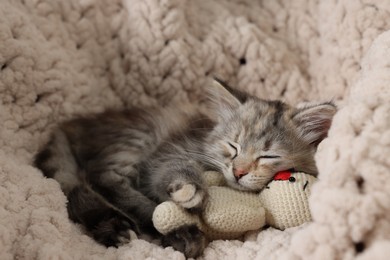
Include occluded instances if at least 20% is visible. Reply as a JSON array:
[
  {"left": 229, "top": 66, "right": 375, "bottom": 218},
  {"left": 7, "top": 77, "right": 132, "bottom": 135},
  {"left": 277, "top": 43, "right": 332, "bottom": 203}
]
[{"left": 152, "top": 171, "right": 317, "bottom": 240}]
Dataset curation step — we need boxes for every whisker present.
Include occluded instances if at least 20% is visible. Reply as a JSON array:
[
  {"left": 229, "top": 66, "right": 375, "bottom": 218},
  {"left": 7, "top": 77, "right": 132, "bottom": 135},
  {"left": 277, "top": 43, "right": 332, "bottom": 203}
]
[{"left": 185, "top": 150, "right": 227, "bottom": 169}]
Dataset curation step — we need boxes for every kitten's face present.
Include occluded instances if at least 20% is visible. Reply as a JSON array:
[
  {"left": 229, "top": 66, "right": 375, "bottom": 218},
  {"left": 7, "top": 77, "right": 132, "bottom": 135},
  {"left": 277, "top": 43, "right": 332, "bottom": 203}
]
[{"left": 206, "top": 79, "right": 336, "bottom": 191}]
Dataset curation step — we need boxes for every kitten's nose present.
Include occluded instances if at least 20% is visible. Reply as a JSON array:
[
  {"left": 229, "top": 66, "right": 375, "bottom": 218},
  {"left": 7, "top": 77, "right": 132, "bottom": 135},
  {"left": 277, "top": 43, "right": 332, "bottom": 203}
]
[{"left": 234, "top": 168, "right": 249, "bottom": 180}]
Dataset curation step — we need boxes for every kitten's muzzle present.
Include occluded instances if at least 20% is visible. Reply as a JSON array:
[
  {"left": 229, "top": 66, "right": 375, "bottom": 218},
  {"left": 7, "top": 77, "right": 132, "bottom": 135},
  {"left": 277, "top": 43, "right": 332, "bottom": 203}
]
[{"left": 233, "top": 168, "right": 249, "bottom": 181}]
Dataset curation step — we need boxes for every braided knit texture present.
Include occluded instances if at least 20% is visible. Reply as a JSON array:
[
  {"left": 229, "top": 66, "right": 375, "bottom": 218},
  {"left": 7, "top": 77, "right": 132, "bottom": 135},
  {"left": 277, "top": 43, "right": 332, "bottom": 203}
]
[{"left": 1, "top": 0, "right": 390, "bottom": 259}]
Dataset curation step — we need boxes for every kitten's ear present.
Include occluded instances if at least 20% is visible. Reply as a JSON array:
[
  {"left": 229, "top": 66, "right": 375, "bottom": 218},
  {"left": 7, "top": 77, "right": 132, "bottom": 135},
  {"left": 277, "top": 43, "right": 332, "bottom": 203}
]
[
  {"left": 292, "top": 102, "right": 337, "bottom": 146},
  {"left": 207, "top": 78, "right": 246, "bottom": 114}
]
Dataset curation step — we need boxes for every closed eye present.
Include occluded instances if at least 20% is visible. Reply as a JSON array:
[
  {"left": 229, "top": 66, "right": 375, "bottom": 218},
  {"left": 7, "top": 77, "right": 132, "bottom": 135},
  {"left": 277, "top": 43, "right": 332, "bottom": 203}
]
[
  {"left": 257, "top": 155, "right": 280, "bottom": 160},
  {"left": 228, "top": 141, "right": 239, "bottom": 160}
]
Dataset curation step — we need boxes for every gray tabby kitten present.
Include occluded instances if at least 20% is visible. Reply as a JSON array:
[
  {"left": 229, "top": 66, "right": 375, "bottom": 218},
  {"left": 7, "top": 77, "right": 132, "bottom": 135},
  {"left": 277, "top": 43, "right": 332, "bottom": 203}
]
[{"left": 35, "top": 79, "right": 336, "bottom": 258}]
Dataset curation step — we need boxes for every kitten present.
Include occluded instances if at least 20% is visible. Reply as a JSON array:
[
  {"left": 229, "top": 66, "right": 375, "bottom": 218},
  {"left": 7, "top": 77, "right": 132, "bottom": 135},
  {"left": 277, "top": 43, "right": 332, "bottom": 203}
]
[{"left": 34, "top": 79, "right": 336, "bottom": 258}]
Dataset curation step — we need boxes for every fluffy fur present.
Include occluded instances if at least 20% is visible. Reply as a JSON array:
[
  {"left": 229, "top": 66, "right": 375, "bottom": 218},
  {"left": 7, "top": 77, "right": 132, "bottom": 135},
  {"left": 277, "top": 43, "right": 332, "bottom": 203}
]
[{"left": 35, "top": 79, "right": 335, "bottom": 258}]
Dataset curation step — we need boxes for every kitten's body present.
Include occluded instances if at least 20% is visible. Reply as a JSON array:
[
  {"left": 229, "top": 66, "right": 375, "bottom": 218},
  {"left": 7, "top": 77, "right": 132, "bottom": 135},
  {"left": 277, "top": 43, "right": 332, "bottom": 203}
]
[{"left": 35, "top": 80, "right": 336, "bottom": 258}]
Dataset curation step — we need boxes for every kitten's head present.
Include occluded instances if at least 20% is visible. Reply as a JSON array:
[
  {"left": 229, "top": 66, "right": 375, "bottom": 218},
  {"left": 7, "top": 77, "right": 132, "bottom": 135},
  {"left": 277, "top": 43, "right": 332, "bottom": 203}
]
[{"left": 205, "top": 79, "right": 336, "bottom": 191}]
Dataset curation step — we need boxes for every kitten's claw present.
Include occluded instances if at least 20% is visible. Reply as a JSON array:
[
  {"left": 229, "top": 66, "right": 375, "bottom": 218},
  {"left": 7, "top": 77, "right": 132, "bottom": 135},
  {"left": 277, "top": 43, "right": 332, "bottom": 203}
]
[{"left": 168, "top": 182, "right": 207, "bottom": 211}]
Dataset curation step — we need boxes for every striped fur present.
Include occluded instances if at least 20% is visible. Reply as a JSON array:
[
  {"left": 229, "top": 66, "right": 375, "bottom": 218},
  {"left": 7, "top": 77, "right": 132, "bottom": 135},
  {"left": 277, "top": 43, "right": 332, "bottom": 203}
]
[{"left": 35, "top": 80, "right": 336, "bottom": 258}]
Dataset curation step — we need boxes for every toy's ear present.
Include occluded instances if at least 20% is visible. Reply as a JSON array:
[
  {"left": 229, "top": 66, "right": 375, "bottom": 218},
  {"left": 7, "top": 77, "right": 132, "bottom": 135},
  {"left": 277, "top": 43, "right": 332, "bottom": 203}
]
[{"left": 292, "top": 102, "right": 337, "bottom": 146}]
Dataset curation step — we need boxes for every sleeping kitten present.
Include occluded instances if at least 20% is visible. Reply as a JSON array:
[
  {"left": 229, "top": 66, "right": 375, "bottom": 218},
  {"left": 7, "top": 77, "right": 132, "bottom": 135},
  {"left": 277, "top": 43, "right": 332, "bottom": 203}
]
[{"left": 34, "top": 79, "right": 336, "bottom": 258}]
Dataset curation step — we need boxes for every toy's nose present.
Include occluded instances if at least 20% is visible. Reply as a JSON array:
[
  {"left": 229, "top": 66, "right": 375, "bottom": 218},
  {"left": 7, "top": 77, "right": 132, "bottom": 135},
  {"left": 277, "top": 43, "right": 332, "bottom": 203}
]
[{"left": 234, "top": 168, "right": 249, "bottom": 180}]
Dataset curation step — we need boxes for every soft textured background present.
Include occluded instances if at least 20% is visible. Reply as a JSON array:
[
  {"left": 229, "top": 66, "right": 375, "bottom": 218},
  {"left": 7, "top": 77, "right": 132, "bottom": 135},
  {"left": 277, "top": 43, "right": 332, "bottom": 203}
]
[{"left": 0, "top": 0, "right": 389, "bottom": 259}]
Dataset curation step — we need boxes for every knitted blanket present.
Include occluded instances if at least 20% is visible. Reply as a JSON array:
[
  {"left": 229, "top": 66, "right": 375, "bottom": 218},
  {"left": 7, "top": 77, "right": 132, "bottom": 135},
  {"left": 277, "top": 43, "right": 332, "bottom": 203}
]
[{"left": 1, "top": 0, "right": 389, "bottom": 259}]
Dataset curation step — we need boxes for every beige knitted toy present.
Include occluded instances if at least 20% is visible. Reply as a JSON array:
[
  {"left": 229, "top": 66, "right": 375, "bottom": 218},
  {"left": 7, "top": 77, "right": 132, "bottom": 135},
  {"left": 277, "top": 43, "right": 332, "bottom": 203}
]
[{"left": 152, "top": 171, "right": 317, "bottom": 240}]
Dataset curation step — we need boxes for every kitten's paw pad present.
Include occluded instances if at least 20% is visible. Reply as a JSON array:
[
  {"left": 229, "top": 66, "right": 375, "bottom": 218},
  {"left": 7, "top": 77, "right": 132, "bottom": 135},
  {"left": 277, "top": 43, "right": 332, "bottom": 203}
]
[
  {"left": 162, "top": 225, "right": 207, "bottom": 258},
  {"left": 92, "top": 217, "right": 137, "bottom": 247},
  {"left": 168, "top": 182, "right": 206, "bottom": 210}
]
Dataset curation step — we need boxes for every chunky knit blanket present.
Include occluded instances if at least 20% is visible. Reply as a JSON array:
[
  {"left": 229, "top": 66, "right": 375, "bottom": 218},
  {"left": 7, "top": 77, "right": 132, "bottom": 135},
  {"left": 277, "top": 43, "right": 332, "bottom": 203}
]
[{"left": 1, "top": 0, "right": 389, "bottom": 259}]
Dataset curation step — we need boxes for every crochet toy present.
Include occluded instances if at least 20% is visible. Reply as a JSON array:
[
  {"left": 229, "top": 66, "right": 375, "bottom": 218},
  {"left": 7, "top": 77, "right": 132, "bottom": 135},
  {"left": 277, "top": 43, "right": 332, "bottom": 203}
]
[{"left": 152, "top": 170, "right": 317, "bottom": 240}]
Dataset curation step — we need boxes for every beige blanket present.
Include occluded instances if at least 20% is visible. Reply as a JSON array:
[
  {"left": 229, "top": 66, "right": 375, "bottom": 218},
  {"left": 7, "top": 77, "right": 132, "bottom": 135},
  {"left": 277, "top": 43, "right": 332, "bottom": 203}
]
[{"left": 1, "top": 0, "right": 389, "bottom": 259}]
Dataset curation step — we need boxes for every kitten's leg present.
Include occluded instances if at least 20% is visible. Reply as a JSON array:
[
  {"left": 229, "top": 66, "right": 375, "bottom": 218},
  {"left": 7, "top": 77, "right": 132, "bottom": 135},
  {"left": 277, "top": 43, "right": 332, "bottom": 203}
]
[
  {"left": 67, "top": 169, "right": 160, "bottom": 246},
  {"left": 143, "top": 158, "right": 209, "bottom": 257},
  {"left": 35, "top": 132, "right": 149, "bottom": 247},
  {"left": 145, "top": 157, "right": 209, "bottom": 212},
  {"left": 67, "top": 185, "right": 140, "bottom": 247},
  {"left": 89, "top": 154, "right": 166, "bottom": 242},
  {"left": 85, "top": 162, "right": 161, "bottom": 239},
  {"left": 167, "top": 171, "right": 208, "bottom": 212}
]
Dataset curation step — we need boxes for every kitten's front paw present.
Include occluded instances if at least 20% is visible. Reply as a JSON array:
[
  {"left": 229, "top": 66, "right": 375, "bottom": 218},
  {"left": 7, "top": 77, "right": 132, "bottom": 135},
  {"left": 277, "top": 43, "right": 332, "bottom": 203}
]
[{"left": 168, "top": 181, "right": 207, "bottom": 212}]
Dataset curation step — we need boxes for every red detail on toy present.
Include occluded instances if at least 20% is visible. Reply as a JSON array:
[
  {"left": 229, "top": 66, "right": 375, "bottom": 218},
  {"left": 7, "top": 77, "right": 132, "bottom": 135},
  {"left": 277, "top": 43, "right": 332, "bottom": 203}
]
[{"left": 273, "top": 171, "right": 292, "bottom": 180}]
